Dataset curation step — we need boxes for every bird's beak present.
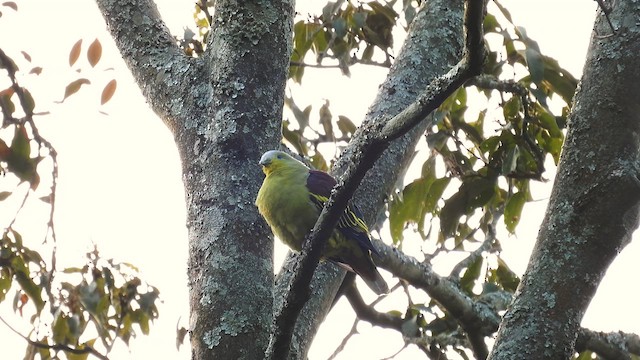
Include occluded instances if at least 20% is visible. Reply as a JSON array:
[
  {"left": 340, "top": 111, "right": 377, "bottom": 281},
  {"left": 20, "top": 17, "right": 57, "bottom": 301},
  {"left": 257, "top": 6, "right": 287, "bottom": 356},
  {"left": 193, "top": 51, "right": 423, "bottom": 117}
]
[{"left": 259, "top": 159, "right": 270, "bottom": 167}]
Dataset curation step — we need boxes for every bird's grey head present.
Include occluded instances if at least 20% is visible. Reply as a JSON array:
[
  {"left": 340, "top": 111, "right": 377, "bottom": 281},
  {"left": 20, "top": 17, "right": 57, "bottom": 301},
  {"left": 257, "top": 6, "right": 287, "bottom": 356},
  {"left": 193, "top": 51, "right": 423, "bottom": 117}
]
[{"left": 259, "top": 150, "right": 289, "bottom": 166}]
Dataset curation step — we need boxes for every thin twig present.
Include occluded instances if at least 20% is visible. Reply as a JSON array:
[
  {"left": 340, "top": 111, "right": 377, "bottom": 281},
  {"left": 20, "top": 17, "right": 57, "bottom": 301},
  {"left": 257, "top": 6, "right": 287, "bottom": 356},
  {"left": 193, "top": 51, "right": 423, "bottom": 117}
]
[
  {"left": 0, "top": 316, "right": 110, "bottom": 360},
  {"left": 326, "top": 318, "right": 359, "bottom": 360},
  {"left": 449, "top": 210, "right": 502, "bottom": 279}
]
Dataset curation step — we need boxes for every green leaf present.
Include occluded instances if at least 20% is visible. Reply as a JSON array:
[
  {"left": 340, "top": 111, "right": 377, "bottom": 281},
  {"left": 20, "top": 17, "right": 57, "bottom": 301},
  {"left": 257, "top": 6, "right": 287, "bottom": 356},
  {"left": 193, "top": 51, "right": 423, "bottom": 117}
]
[
  {"left": 423, "top": 177, "right": 450, "bottom": 214},
  {"left": 440, "top": 176, "right": 496, "bottom": 238},
  {"left": 504, "top": 192, "right": 526, "bottom": 233},
  {"left": 139, "top": 288, "right": 160, "bottom": 314},
  {"left": 52, "top": 312, "right": 71, "bottom": 344},
  {"left": 337, "top": 115, "right": 356, "bottom": 137},
  {"left": 21, "top": 88, "right": 35, "bottom": 115},
  {"left": 495, "top": 257, "right": 520, "bottom": 292},
  {"left": 459, "top": 257, "right": 483, "bottom": 294},
  {"left": 61, "top": 78, "right": 91, "bottom": 102},
  {"left": 501, "top": 144, "right": 520, "bottom": 175},
  {"left": 525, "top": 47, "right": 544, "bottom": 84},
  {"left": 0, "top": 268, "right": 12, "bottom": 302},
  {"left": 542, "top": 63, "right": 577, "bottom": 104},
  {"left": 333, "top": 17, "right": 347, "bottom": 38},
  {"left": 14, "top": 270, "right": 45, "bottom": 312},
  {"left": 11, "top": 124, "right": 30, "bottom": 159},
  {"left": 483, "top": 13, "right": 500, "bottom": 33},
  {"left": 361, "top": 44, "right": 374, "bottom": 62},
  {"left": 0, "top": 49, "right": 19, "bottom": 73},
  {"left": 0, "top": 87, "right": 15, "bottom": 116},
  {"left": 439, "top": 192, "right": 466, "bottom": 238},
  {"left": 503, "top": 95, "right": 520, "bottom": 120},
  {"left": 79, "top": 282, "right": 101, "bottom": 315},
  {"left": 281, "top": 120, "right": 307, "bottom": 155}
]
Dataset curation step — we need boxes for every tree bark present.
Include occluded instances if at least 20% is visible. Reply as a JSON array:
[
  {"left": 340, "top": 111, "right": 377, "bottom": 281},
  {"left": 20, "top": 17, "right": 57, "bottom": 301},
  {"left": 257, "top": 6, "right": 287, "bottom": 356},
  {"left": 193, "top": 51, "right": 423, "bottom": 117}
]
[
  {"left": 96, "top": 0, "right": 294, "bottom": 358},
  {"left": 488, "top": 2, "right": 640, "bottom": 359}
]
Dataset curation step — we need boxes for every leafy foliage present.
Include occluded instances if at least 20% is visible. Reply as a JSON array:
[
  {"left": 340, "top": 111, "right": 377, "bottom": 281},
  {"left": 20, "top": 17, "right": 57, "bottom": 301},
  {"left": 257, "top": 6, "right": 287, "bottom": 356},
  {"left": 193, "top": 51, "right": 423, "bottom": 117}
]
[
  {"left": 276, "top": 2, "right": 575, "bottom": 357},
  {"left": 0, "top": 15, "right": 158, "bottom": 358}
]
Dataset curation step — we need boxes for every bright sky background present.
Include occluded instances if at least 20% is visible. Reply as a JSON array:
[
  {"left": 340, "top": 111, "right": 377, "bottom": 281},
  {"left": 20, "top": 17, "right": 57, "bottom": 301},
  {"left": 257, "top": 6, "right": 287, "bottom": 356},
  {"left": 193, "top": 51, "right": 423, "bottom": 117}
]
[{"left": 1, "top": 1, "right": 638, "bottom": 359}]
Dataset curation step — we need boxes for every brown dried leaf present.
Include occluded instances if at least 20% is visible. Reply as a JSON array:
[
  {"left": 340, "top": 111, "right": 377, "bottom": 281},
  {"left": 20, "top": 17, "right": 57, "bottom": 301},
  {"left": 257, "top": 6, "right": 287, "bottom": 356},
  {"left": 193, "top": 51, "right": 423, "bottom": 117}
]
[
  {"left": 101, "top": 79, "right": 117, "bottom": 105},
  {"left": 2, "top": 2, "right": 17, "bottom": 11},
  {"left": 69, "top": 39, "right": 82, "bottom": 67},
  {"left": 21, "top": 51, "right": 31, "bottom": 62},
  {"left": 87, "top": 39, "right": 102, "bottom": 67}
]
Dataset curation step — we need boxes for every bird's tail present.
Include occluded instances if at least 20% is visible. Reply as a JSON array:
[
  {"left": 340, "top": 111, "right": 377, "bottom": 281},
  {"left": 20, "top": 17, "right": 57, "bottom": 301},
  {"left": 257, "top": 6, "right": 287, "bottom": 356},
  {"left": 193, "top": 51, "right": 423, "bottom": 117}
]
[{"left": 359, "top": 266, "right": 389, "bottom": 295}]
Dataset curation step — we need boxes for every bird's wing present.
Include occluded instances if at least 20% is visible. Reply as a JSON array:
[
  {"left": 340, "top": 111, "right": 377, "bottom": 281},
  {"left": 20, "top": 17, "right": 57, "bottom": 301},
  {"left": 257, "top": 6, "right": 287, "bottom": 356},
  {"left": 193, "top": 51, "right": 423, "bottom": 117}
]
[{"left": 306, "top": 170, "right": 379, "bottom": 256}]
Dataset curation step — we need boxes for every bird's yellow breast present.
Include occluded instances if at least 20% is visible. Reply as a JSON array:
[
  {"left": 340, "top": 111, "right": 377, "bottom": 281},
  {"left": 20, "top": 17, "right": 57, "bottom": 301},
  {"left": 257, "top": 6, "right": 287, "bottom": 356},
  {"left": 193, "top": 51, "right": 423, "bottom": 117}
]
[{"left": 256, "top": 170, "right": 318, "bottom": 251}]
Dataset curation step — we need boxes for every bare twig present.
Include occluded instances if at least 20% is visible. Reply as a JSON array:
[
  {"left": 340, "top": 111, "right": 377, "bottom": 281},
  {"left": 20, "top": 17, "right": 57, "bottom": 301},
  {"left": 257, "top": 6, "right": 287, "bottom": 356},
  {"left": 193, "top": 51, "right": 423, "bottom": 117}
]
[
  {"left": 594, "top": 0, "right": 616, "bottom": 34},
  {"left": 196, "top": 0, "right": 213, "bottom": 27},
  {"left": 449, "top": 209, "right": 502, "bottom": 279},
  {"left": 326, "top": 318, "right": 359, "bottom": 360}
]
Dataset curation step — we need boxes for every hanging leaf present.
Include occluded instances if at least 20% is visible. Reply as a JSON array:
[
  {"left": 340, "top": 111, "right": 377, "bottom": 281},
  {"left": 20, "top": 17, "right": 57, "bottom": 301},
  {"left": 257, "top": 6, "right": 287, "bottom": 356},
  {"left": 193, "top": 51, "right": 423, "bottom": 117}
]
[
  {"left": 0, "top": 87, "right": 15, "bottom": 115},
  {"left": 61, "top": 78, "right": 91, "bottom": 102},
  {"left": 69, "top": 39, "right": 82, "bottom": 67},
  {"left": 504, "top": 192, "right": 526, "bottom": 233},
  {"left": 337, "top": 115, "right": 356, "bottom": 137},
  {"left": 20, "top": 51, "right": 31, "bottom": 62},
  {"left": 2, "top": 2, "right": 17, "bottom": 10},
  {"left": 0, "top": 191, "right": 11, "bottom": 200},
  {"left": 87, "top": 39, "right": 102, "bottom": 67},
  {"left": 460, "top": 257, "right": 483, "bottom": 294},
  {"left": 525, "top": 47, "right": 544, "bottom": 84},
  {"left": 100, "top": 79, "right": 117, "bottom": 105},
  {"left": 21, "top": 88, "right": 35, "bottom": 115}
]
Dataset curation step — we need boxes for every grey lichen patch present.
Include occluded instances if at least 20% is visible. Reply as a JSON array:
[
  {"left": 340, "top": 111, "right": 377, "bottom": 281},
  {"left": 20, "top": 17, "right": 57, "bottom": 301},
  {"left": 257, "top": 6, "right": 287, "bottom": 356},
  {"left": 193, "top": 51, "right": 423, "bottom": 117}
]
[
  {"left": 201, "top": 310, "right": 255, "bottom": 349},
  {"left": 219, "top": 309, "right": 250, "bottom": 337},
  {"left": 203, "top": 327, "right": 223, "bottom": 349},
  {"left": 542, "top": 291, "right": 556, "bottom": 309}
]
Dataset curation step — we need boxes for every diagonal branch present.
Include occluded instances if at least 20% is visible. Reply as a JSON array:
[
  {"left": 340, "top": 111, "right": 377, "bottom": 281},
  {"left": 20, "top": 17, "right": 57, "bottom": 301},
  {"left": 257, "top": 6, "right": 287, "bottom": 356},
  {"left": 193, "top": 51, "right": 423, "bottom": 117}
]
[
  {"left": 265, "top": 1, "right": 487, "bottom": 358},
  {"left": 374, "top": 236, "right": 640, "bottom": 360}
]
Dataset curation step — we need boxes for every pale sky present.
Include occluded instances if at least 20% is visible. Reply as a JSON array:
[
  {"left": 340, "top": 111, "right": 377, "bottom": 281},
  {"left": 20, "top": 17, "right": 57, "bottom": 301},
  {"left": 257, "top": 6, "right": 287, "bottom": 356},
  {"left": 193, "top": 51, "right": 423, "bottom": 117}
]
[{"left": 1, "top": 1, "right": 637, "bottom": 360}]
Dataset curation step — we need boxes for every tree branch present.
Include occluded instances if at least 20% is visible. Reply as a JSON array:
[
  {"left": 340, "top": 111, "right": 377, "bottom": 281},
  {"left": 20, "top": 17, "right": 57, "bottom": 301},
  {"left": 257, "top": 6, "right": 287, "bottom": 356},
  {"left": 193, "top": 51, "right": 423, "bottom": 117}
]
[
  {"left": 375, "top": 236, "right": 640, "bottom": 360},
  {"left": 265, "top": 1, "right": 487, "bottom": 358},
  {"left": 94, "top": 0, "right": 196, "bottom": 131},
  {"left": 344, "top": 281, "right": 402, "bottom": 331}
]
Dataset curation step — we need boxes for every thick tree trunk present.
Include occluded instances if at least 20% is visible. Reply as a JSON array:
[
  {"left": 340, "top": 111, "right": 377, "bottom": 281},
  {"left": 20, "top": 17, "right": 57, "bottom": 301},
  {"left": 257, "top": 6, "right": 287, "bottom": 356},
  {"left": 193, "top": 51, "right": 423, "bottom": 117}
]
[
  {"left": 96, "top": 0, "right": 294, "bottom": 358},
  {"left": 488, "top": 2, "right": 640, "bottom": 359}
]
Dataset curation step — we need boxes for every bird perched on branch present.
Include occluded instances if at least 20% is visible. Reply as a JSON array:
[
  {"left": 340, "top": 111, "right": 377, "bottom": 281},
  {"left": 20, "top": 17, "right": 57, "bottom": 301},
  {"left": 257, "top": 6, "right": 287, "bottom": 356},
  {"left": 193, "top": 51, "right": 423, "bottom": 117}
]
[{"left": 255, "top": 150, "right": 388, "bottom": 295}]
